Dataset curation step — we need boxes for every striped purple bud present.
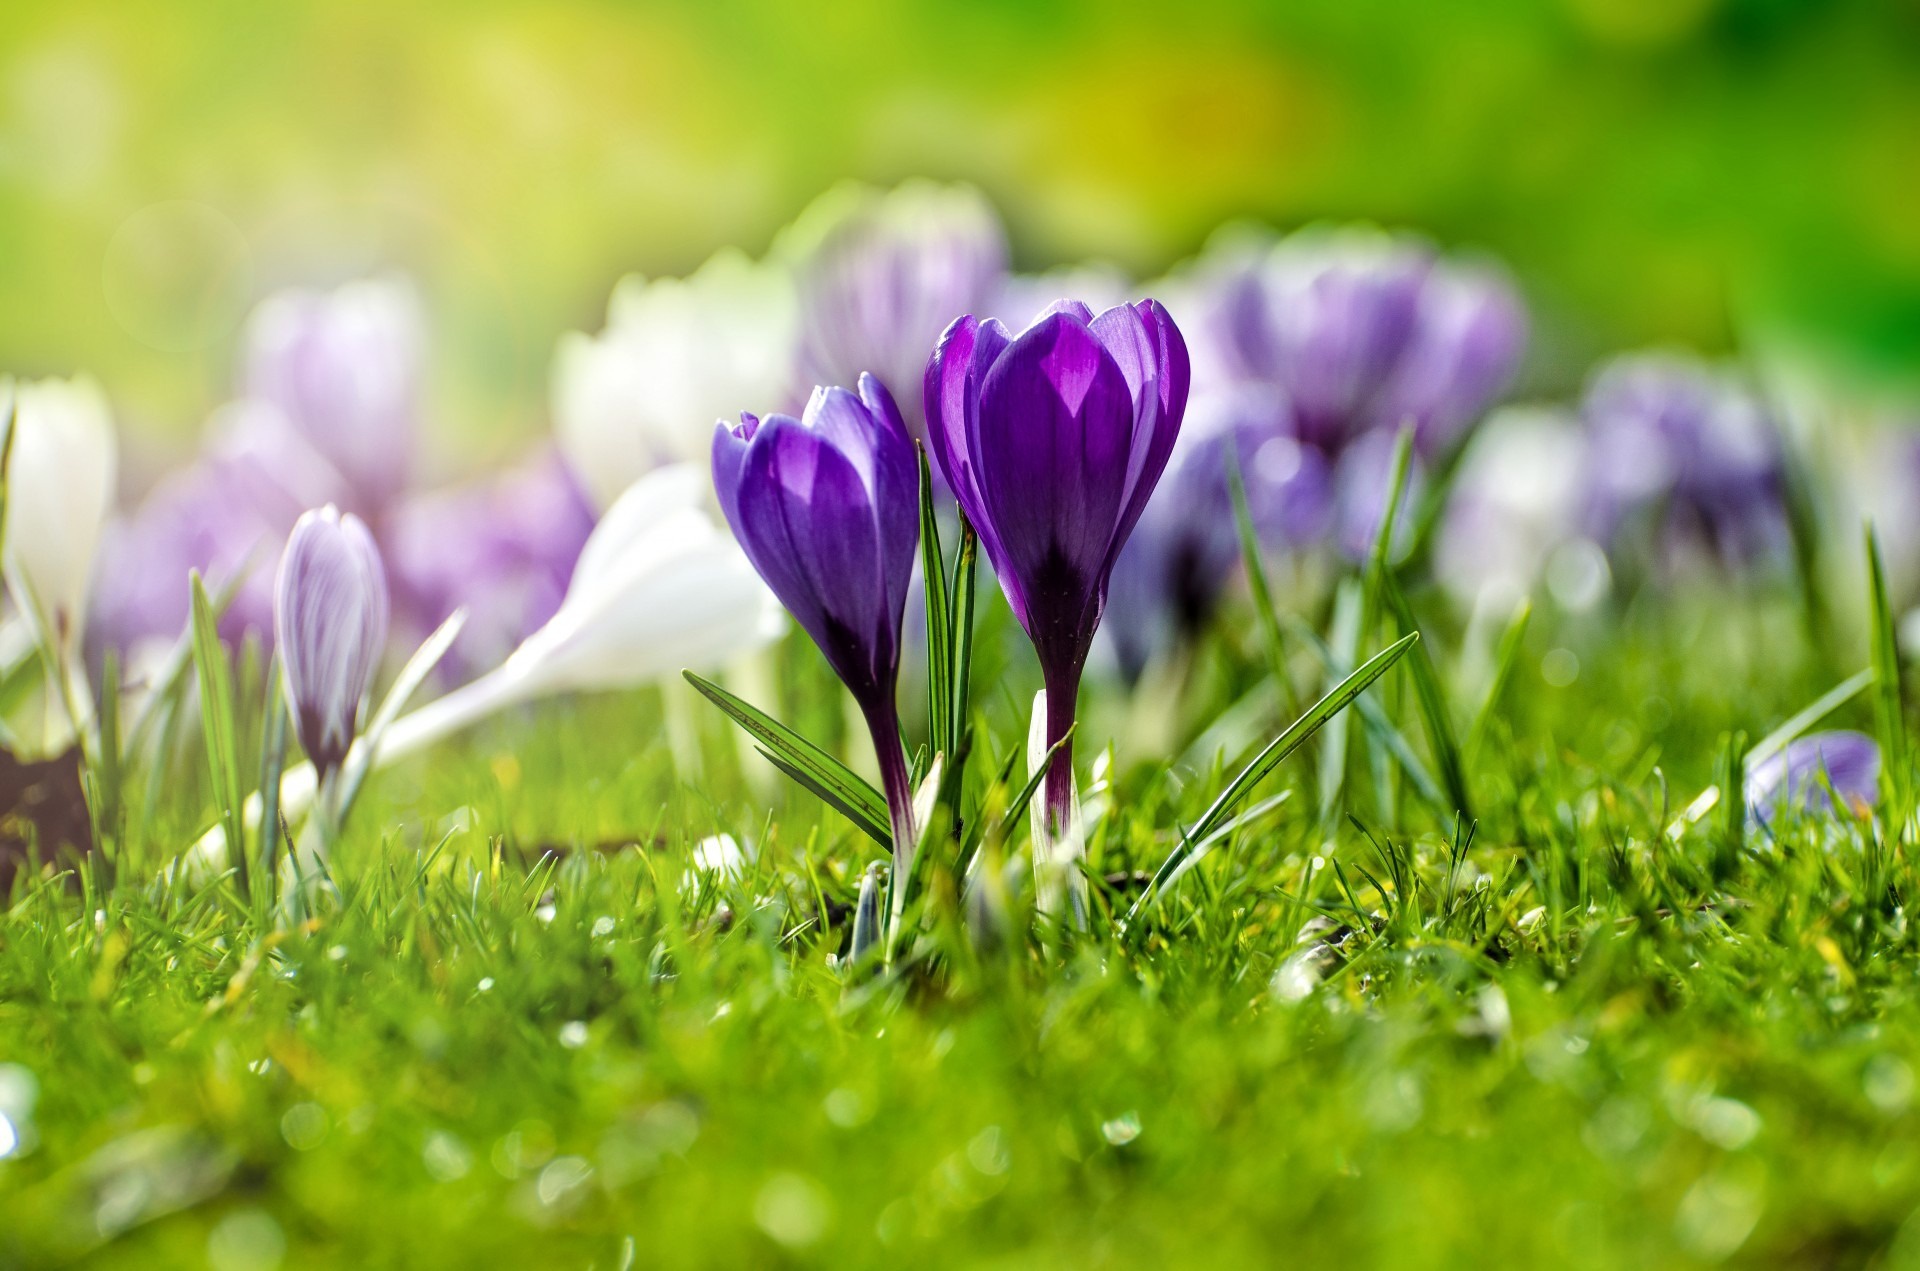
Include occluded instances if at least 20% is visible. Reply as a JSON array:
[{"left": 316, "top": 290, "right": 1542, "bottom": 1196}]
[{"left": 275, "top": 506, "right": 389, "bottom": 780}]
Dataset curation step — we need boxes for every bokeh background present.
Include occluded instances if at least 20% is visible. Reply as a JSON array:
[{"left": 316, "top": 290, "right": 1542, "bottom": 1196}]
[{"left": 1, "top": 0, "right": 1916, "bottom": 474}]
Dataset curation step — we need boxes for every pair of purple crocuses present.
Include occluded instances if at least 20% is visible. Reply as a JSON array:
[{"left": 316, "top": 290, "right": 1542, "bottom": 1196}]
[{"left": 712, "top": 298, "right": 1190, "bottom": 871}]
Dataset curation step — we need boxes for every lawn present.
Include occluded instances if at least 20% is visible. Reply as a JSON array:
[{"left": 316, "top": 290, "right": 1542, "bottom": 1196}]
[{"left": 6, "top": 555, "right": 1920, "bottom": 1270}]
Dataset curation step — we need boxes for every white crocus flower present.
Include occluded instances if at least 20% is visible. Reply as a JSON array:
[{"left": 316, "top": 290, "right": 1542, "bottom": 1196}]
[
  {"left": 553, "top": 249, "right": 798, "bottom": 511},
  {"left": 174, "top": 464, "right": 783, "bottom": 880},
  {"left": 3, "top": 376, "right": 117, "bottom": 657}
]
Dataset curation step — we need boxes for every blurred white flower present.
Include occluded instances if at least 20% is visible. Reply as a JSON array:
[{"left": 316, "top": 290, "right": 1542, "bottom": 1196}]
[
  {"left": 1435, "top": 406, "right": 1598, "bottom": 613},
  {"left": 3, "top": 375, "right": 117, "bottom": 658},
  {"left": 553, "top": 249, "right": 797, "bottom": 511}
]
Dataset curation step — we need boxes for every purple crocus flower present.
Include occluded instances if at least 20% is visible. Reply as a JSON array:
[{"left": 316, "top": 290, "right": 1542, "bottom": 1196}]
[
  {"left": 925, "top": 299, "right": 1190, "bottom": 831},
  {"left": 1745, "top": 731, "right": 1879, "bottom": 825},
  {"left": 243, "top": 277, "right": 424, "bottom": 520},
  {"left": 1581, "top": 352, "right": 1789, "bottom": 574},
  {"left": 1105, "top": 387, "right": 1330, "bottom": 681},
  {"left": 712, "top": 374, "right": 921, "bottom": 867},
  {"left": 275, "top": 506, "right": 389, "bottom": 780},
  {"left": 388, "top": 451, "right": 596, "bottom": 679},
  {"left": 783, "top": 181, "right": 1008, "bottom": 446}
]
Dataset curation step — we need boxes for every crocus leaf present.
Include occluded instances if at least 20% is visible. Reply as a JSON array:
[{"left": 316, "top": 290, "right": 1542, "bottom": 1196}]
[
  {"left": 918, "top": 445, "right": 952, "bottom": 767},
  {"left": 1136, "top": 630, "right": 1420, "bottom": 916},
  {"left": 753, "top": 747, "right": 891, "bottom": 851},
  {"left": 683, "top": 670, "right": 890, "bottom": 848},
  {"left": 947, "top": 516, "right": 979, "bottom": 789}
]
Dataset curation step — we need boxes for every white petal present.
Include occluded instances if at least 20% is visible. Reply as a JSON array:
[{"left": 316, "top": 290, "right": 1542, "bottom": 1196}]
[{"left": 2, "top": 375, "right": 117, "bottom": 651}]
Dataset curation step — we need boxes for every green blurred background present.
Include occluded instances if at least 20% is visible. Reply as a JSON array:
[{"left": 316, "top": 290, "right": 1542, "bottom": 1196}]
[{"left": 0, "top": 0, "right": 1915, "bottom": 468}]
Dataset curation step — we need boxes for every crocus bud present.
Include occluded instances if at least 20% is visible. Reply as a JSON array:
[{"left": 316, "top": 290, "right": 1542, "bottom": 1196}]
[
  {"left": 1745, "top": 731, "right": 1879, "bottom": 826},
  {"left": 712, "top": 375, "right": 920, "bottom": 868},
  {"left": 554, "top": 249, "right": 798, "bottom": 511},
  {"left": 1, "top": 376, "right": 117, "bottom": 659},
  {"left": 275, "top": 506, "right": 389, "bottom": 780},
  {"left": 926, "top": 300, "right": 1190, "bottom": 840},
  {"left": 243, "top": 277, "right": 424, "bottom": 517},
  {"left": 780, "top": 180, "right": 1008, "bottom": 445}
]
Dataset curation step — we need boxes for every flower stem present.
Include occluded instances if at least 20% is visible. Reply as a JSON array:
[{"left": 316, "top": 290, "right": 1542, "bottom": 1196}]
[
  {"left": 1041, "top": 663, "right": 1082, "bottom": 836},
  {"left": 865, "top": 704, "right": 918, "bottom": 883}
]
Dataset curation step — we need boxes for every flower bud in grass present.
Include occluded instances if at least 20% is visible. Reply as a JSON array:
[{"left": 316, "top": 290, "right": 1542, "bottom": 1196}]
[
  {"left": 712, "top": 375, "right": 920, "bottom": 869},
  {"left": 275, "top": 506, "right": 388, "bottom": 781},
  {"left": 2, "top": 376, "right": 117, "bottom": 659},
  {"left": 1745, "top": 731, "right": 1879, "bottom": 826},
  {"left": 926, "top": 300, "right": 1190, "bottom": 858}
]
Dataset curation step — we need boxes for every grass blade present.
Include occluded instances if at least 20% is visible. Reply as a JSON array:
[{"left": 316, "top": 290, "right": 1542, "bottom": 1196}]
[
  {"left": 1138, "top": 630, "right": 1419, "bottom": 915},
  {"left": 1867, "top": 525, "right": 1910, "bottom": 830},
  {"left": 1750, "top": 667, "right": 1876, "bottom": 768},
  {"left": 1228, "top": 449, "right": 1301, "bottom": 723},
  {"left": 1381, "top": 572, "right": 1472, "bottom": 819},
  {"left": 334, "top": 608, "right": 468, "bottom": 822},
  {"left": 684, "top": 670, "right": 890, "bottom": 847},
  {"left": 189, "top": 572, "right": 247, "bottom": 883},
  {"left": 1318, "top": 581, "right": 1363, "bottom": 827},
  {"left": 1465, "top": 598, "right": 1532, "bottom": 761}
]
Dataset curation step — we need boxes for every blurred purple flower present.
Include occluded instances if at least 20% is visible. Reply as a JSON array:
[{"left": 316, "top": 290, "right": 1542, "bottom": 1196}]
[
  {"left": 1581, "top": 352, "right": 1789, "bottom": 574},
  {"left": 1105, "top": 387, "right": 1331, "bottom": 681},
  {"left": 782, "top": 181, "right": 1007, "bottom": 444},
  {"left": 1171, "top": 228, "right": 1526, "bottom": 566},
  {"left": 1195, "top": 230, "right": 1433, "bottom": 454},
  {"left": 243, "top": 276, "right": 425, "bottom": 519},
  {"left": 276, "top": 505, "right": 389, "bottom": 780},
  {"left": 1745, "top": 731, "right": 1879, "bottom": 825},
  {"left": 1373, "top": 260, "right": 1529, "bottom": 454},
  {"left": 925, "top": 299, "right": 1189, "bottom": 829},
  {"left": 387, "top": 451, "right": 596, "bottom": 678},
  {"left": 713, "top": 374, "right": 921, "bottom": 864},
  {"left": 89, "top": 403, "right": 347, "bottom": 662}
]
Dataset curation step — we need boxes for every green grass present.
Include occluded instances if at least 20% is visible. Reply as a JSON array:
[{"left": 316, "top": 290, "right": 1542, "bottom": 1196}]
[{"left": 7, "top": 573, "right": 1920, "bottom": 1269}]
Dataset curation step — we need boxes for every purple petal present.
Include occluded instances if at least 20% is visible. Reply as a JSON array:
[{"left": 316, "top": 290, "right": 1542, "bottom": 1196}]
[
  {"left": 972, "top": 313, "right": 1136, "bottom": 631},
  {"left": 275, "top": 506, "right": 389, "bottom": 777},
  {"left": 1746, "top": 731, "right": 1880, "bottom": 825},
  {"left": 730, "top": 416, "right": 896, "bottom": 702}
]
